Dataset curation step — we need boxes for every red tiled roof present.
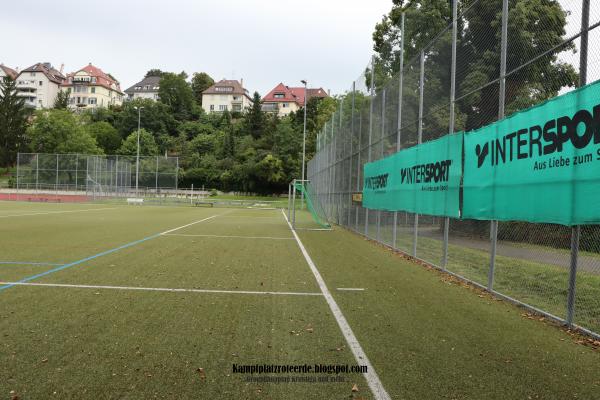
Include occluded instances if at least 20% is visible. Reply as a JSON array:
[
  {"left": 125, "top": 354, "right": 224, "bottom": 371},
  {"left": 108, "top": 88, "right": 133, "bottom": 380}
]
[
  {"left": 0, "top": 64, "right": 18, "bottom": 80},
  {"left": 61, "top": 63, "right": 122, "bottom": 94},
  {"left": 263, "top": 83, "right": 328, "bottom": 105}
]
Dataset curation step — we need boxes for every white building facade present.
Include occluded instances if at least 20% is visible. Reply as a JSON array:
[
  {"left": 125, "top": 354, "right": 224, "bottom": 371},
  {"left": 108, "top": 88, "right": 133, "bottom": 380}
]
[{"left": 15, "top": 63, "right": 65, "bottom": 109}]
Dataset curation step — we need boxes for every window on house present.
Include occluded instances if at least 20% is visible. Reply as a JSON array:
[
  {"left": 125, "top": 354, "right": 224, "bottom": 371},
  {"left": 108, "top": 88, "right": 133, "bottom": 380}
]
[
  {"left": 91, "top": 87, "right": 95, "bottom": 93},
  {"left": 210, "top": 105, "right": 215, "bottom": 111},
  {"left": 282, "top": 103, "right": 288, "bottom": 108},
  {"left": 88, "top": 97, "right": 97, "bottom": 105},
  {"left": 30, "top": 72, "right": 35, "bottom": 77},
  {"left": 274, "top": 93, "right": 284, "bottom": 99},
  {"left": 215, "top": 87, "right": 233, "bottom": 92},
  {"left": 39, "top": 81, "right": 43, "bottom": 86},
  {"left": 219, "top": 105, "right": 228, "bottom": 111}
]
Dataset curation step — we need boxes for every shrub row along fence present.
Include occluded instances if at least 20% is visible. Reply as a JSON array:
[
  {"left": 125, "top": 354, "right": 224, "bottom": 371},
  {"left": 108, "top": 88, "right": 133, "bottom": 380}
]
[{"left": 307, "top": 0, "right": 600, "bottom": 338}]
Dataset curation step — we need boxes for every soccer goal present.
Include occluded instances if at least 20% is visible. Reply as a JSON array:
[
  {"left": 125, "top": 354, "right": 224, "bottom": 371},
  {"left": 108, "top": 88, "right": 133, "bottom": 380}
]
[{"left": 288, "top": 179, "right": 331, "bottom": 230}]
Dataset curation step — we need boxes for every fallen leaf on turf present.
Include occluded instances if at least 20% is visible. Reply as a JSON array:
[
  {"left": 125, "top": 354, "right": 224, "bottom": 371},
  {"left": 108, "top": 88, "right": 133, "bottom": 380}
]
[
  {"left": 352, "top": 384, "right": 359, "bottom": 392},
  {"left": 197, "top": 368, "right": 206, "bottom": 380},
  {"left": 41, "top": 358, "right": 48, "bottom": 363}
]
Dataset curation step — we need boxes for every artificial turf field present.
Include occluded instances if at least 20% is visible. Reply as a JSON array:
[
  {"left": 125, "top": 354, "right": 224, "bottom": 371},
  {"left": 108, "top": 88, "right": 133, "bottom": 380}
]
[{"left": 0, "top": 201, "right": 599, "bottom": 399}]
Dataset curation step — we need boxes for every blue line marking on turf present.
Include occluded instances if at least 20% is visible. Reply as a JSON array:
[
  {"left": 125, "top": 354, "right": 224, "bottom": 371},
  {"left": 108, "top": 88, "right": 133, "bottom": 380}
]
[
  {"left": 0, "top": 233, "right": 161, "bottom": 292},
  {"left": 0, "top": 261, "right": 64, "bottom": 266}
]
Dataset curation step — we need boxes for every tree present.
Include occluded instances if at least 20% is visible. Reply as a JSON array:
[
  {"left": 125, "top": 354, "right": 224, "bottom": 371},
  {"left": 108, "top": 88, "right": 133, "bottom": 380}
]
[
  {"left": 145, "top": 69, "right": 164, "bottom": 78},
  {"left": 118, "top": 128, "right": 159, "bottom": 156},
  {"left": 191, "top": 72, "right": 214, "bottom": 105},
  {"left": 371, "top": 0, "right": 577, "bottom": 131},
  {"left": 158, "top": 72, "right": 196, "bottom": 120},
  {"left": 54, "top": 89, "right": 70, "bottom": 109},
  {"left": 116, "top": 98, "right": 177, "bottom": 140},
  {"left": 27, "top": 109, "right": 102, "bottom": 154},
  {"left": 0, "top": 77, "right": 31, "bottom": 166},
  {"left": 245, "top": 92, "right": 264, "bottom": 139},
  {"left": 85, "top": 121, "right": 121, "bottom": 154}
]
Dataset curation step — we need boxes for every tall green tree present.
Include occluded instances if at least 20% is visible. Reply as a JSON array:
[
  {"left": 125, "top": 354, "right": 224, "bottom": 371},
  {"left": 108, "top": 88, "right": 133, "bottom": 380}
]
[
  {"left": 85, "top": 121, "right": 121, "bottom": 154},
  {"left": 53, "top": 89, "right": 70, "bottom": 109},
  {"left": 27, "top": 109, "right": 102, "bottom": 154},
  {"left": 118, "top": 128, "right": 159, "bottom": 156},
  {"left": 191, "top": 72, "right": 214, "bottom": 105},
  {"left": 0, "top": 77, "right": 31, "bottom": 166},
  {"left": 372, "top": 0, "right": 577, "bottom": 131},
  {"left": 245, "top": 92, "right": 264, "bottom": 139},
  {"left": 116, "top": 98, "right": 177, "bottom": 140},
  {"left": 158, "top": 72, "right": 196, "bottom": 120},
  {"left": 145, "top": 69, "right": 164, "bottom": 78}
]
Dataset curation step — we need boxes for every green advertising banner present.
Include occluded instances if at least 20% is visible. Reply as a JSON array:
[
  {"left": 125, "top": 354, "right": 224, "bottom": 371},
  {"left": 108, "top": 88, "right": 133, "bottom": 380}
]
[
  {"left": 363, "top": 134, "right": 463, "bottom": 217},
  {"left": 463, "top": 80, "right": 600, "bottom": 225}
]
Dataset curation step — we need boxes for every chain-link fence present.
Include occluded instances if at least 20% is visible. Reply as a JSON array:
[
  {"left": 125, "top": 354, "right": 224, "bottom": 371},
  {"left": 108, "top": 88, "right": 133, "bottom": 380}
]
[
  {"left": 15, "top": 153, "right": 179, "bottom": 197},
  {"left": 307, "top": 0, "right": 600, "bottom": 338}
]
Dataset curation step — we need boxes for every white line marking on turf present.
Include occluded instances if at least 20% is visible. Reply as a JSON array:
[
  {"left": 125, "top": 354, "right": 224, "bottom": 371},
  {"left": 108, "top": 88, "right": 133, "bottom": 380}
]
[
  {"left": 163, "top": 233, "right": 293, "bottom": 240},
  {"left": 159, "top": 215, "right": 220, "bottom": 235},
  {"left": 0, "top": 281, "right": 323, "bottom": 296},
  {"left": 0, "top": 207, "right": 118, "bottom": 218},
  {"left": 337, "top": 288, "right": 365, "bottom": 291},
  {"left": 281, "top": 209, "right": 391, "bottom": 400}
]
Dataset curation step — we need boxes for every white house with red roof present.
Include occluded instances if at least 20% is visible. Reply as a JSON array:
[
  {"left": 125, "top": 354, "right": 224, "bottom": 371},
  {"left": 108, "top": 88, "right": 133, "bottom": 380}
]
[
  {"left": 14, "top": 62, "right": 66, "bottom": 109},
  {"left": 262, "top": 83, "right": 328, "bottom": 117},
  {"left": 61, "top": 63, "right": 124, "bottom": 110}
]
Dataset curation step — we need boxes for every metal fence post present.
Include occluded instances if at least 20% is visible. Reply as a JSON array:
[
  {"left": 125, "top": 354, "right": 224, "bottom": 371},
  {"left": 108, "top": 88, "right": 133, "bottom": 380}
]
[
  {"left": 413, "top": 50, "right": 425, "bottom": 257},
  {"left": 567, "top": 0, "right": 590, "bottom": 326},
  {"left": 35, "top": 154, "right": 39, "bottom": 190},
  {"left": 337, "top": 98, "right": 343, "bottom": 225},
  {"left": 292, "top": 180, "right": 297, "bottom": 228},
  {"left": 365, "top": 55, "right": 375, "bottom": 236},
  {"left": 393, "top": 12, "right": 406, "bottom": 250},
  {"left": 348, "top": 81, "right": 356, "bottom": 227},
  {"left": 355, "top": 111, "right": 363, "bottom": 232},
  {"left": 55, "top": 153, "right": 59, "bottom": 191},
  {"left": 16, "top": 153, "right": 20, "bottom": 193},
  {"left": 377, "top": 88, "right": 386, "bottom": 242},
  {"left": 442, "top": 0, "right": 458, "bottom": 270},
  {"left": 489, "top": 0, "right": 509, "bottom": 291}
]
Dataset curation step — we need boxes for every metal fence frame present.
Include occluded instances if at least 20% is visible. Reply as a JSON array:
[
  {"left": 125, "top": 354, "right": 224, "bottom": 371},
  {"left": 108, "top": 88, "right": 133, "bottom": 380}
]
[
  {"left": 15, "top": 153, "right": 179, "bottom": 197},
  {"left": 308, "top": 0, "right": 600, "bottom": 339}
]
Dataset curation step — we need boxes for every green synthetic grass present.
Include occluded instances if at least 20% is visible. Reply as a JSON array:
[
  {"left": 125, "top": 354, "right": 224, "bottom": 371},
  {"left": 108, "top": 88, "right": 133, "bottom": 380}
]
[
  {"left": 298, "top": 227, "right": 600, "bottom": 399},
  {"left": 0, "top": 201, "right": 599, "bottom": 399},
  {"left": 0, "top": 203, "right": 371, "bottom": 399},
  {"left": 361, "top": 222, "right": 600, "bottom": 333}
]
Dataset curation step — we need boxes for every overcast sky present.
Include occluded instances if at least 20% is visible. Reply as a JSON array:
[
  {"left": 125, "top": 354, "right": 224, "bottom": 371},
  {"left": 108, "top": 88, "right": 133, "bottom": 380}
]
[{"left": 0, "top": 0, "right": 391, "bottom": 96}]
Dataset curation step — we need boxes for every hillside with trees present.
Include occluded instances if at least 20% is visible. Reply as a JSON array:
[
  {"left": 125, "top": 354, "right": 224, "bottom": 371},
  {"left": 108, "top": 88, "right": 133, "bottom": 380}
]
[{"left": 0, "top": 71, "right": 336, "bottom": 194}]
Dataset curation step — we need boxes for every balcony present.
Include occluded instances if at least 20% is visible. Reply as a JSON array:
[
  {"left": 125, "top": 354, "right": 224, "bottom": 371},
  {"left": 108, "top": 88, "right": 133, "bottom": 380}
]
[
  {"left": 16, "top": 80, "right": 36, "bottom": 89},
  {"left": 16, "top": 90, "right": 37, "bottom": 97},
  {"left": 261, "top": 103, "right": 279, "bottom": 112}
]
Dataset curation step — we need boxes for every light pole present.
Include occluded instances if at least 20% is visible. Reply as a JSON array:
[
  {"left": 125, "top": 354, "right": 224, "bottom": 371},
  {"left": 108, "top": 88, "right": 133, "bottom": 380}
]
[
  {"left": 134, "top": 106, "right": 144, "bottom": 196},
  {"left": 301, "top": 79, "right": 308, "bottom": 208}
]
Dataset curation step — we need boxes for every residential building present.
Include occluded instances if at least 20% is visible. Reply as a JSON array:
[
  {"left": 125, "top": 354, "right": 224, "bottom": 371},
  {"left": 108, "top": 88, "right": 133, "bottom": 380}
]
[
  {"left": 262, "top": 83, "right": 328, "bottom": 117},
  {"left": 124, "top": 75, "right": 161, "bottom": 101},
  {"left": 0, "top": 64, "right": 18, "bottom": 80},
  {"left": 15, "top": 62, "right": 66, "bottom": 109},
  {"left": 62, "top": 63, "right": 124, "bottom": 110},
  {"left": 202, "top": 79, "right": 252, "bottom": 113}
]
